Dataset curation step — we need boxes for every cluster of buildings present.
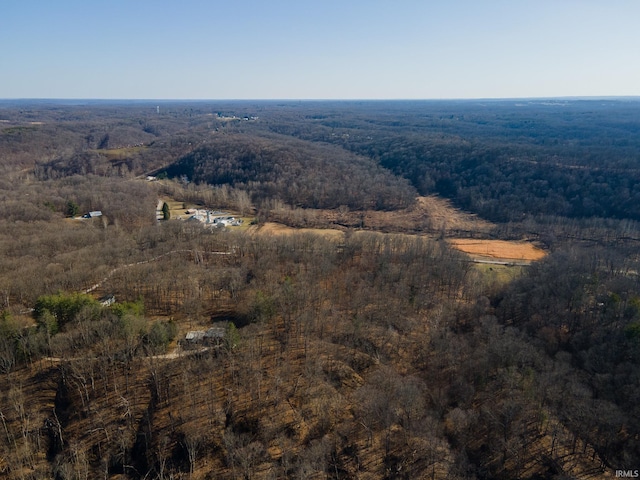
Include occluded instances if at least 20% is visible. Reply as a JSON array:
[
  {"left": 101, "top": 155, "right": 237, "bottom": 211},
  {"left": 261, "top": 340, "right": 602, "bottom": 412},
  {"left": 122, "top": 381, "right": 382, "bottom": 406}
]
[{"left": 185, "top": 209, "right": 243, "bottom": 227}]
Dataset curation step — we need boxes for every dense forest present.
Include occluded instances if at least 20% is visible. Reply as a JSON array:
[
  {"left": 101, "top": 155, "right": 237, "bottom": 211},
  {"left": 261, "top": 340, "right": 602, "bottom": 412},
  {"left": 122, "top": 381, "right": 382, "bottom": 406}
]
[
  {"left": 0, "top": 99, "right": 639, "bottom": 479},
  {"left": 160, "top": 133, "right": 415, "bottom": 210},
  {"left": 266, "top": 100, "right": 640, "bottom": 222}
]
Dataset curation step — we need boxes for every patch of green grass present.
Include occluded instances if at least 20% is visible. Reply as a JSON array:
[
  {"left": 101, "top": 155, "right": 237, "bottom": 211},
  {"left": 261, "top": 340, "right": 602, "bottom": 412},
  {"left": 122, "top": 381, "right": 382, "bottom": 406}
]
[
  {"left": 474, "top": 263, "right": 524, "bottom": 284},
  {"left": 91, "top": 146, "right": 147, "bottom": 158}
]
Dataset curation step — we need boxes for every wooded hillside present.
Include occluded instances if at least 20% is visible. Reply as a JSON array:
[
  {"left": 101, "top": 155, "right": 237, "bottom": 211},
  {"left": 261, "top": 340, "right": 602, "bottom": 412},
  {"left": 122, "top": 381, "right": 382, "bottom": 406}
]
[
  {"left": 0, "top": 100, "right": 639, "bottom": 479},
  {"left": 160, "top": 133, "right": 415, "bottom": 211}
]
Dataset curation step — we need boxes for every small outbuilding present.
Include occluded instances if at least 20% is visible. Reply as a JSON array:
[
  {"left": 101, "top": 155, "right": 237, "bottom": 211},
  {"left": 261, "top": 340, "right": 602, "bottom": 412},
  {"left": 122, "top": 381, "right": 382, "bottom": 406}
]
[{"left": 83, "top": 211, "right": 103, "bottom": 218}]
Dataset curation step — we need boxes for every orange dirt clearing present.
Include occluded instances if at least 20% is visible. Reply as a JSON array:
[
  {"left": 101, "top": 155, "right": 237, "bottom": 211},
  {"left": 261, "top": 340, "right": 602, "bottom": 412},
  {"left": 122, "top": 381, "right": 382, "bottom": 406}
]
[{"left": 448, "top": 239, "right": 547, "bottom": 262}]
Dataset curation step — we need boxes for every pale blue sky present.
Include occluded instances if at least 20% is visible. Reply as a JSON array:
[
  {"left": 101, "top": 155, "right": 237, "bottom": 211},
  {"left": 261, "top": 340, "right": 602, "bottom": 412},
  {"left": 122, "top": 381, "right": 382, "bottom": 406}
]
[{"left": 2, "top": 0, "right": 639, "bottom": 99}]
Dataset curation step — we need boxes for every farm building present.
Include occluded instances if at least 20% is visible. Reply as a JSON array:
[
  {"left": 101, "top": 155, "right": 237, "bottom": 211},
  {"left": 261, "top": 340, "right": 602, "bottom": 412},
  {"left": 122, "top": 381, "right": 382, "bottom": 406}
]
[
  {"left": 184, "top": 325, "right": 226, "bottom": 347},
  {"left": 186, "top": 210, "right": 243, "bottom": 227},
  {"left": 185, "top": 330, "right": 206, "bottom": 343}
]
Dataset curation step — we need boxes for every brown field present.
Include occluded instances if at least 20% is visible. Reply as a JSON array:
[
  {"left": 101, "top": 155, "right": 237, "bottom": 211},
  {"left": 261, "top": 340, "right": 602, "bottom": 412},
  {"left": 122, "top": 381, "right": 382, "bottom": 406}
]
[
  {"left": 248, "top": 222, "right": 345, "bottom": 239},
  {"left": 448, "top": 238, "right": 547, "bottom": 262}
]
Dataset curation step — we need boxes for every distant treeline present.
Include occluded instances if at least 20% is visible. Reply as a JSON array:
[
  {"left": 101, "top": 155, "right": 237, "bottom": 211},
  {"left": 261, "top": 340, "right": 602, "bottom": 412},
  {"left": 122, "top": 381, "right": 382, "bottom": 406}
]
[
  {"left": 268, "top": 99, "right": 640, "bottom": 222},
  {"left": 4, "top": 99, "right": 640, "bottom": 222}
]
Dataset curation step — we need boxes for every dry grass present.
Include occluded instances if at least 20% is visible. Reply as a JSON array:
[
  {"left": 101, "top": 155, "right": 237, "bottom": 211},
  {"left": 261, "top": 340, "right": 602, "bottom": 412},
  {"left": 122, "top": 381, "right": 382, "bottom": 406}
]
[
  {"left": 165, "top": 200, "right": 188, "bottom": 218},
  {"left": 448, "top": 239, "right": 547, "bottom": 262},
  {"left": 414, "top": 195, "right": 494, "bottom": 232},
  {"left": 267, "top": 195, "right": 494, "bottom": 235},
  {"left": 248, "top": 222, "right": 345, "bottom": 239}
]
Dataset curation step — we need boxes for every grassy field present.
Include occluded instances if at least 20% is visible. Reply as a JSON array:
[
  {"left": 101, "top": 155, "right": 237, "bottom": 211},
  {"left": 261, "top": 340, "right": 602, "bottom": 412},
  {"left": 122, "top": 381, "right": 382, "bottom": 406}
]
[
  {"left": 448, "top": 238, "right": 546, "bottom": 262},
  {"left": 92, "top": 146, "right": 147, "bottom": 158},
  {"left": 474, "top": 262, "right": 525, "bottom": 284}
]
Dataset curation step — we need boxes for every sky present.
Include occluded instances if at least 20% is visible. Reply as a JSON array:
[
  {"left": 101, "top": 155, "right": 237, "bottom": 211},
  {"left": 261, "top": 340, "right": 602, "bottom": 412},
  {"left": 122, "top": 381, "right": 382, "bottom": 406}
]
[{"left": 2, "top": 0, "right": 640, "bottom": 100}]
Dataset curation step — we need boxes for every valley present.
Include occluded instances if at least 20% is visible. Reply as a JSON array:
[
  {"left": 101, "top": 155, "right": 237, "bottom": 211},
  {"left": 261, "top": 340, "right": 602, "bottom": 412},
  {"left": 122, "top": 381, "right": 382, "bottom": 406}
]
[{"left": 0, "top": 99, "right": 639, "bottom": 479}]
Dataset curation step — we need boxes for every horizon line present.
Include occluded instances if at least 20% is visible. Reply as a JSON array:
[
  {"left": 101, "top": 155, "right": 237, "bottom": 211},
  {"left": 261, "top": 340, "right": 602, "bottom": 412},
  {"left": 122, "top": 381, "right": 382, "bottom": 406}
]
[{"left": 1, "top": 95, "right": 640, "bottom": 103}]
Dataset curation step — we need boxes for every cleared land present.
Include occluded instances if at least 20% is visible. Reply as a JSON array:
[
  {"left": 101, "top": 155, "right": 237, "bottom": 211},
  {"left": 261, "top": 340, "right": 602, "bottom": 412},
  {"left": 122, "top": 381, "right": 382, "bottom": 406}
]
[
  {"left": 161, "top": 193, "right": 546, "bottom": 266},
  {"left": 448, "top": 238, "right": 547, "bottom": 262},
  {"left": 158, "top": 199, "right": 253, "bottom": 228},
  {"left": 251, "top": 223, "right": 547, "bottom": 268},
  {"left": 267, "top": 195, "right": 494, "bottom": 234},
  {"left": 248, "top": 222, "right": 345, "bottom": 239},
  {"left": 92, "top": 146, "right": 147, "bottom": 158},
  {"left": 414, "top": 195, "right": 494, "bottom": 232}
]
